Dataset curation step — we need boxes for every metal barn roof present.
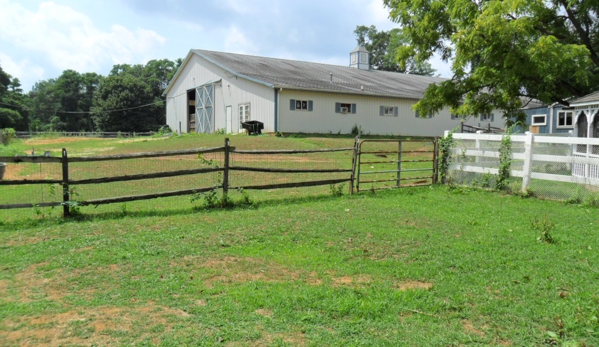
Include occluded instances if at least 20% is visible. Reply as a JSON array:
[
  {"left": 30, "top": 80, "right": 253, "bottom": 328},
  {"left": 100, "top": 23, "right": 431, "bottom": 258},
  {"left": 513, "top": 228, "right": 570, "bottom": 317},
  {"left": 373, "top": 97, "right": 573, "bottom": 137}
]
[{"left": 166, "top": 49, "right": 447, "bottom": 99}]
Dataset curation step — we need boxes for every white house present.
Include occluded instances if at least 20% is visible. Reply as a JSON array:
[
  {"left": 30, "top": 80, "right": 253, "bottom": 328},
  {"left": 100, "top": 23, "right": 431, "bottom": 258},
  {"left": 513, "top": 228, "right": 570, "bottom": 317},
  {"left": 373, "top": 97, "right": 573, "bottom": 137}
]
[{"left": 164, "top": 48, "right": 505, "bottom": 137}]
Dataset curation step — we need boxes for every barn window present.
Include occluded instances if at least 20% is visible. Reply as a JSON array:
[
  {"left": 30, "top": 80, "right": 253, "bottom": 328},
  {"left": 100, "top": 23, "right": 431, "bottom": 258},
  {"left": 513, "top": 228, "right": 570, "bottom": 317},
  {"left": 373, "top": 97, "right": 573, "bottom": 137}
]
[
  {"left": 335, "top": 102, "right": 356, "bottom": 114},
  {"left": 557, "top": 111, "right": 573, "bottom": 128},
  {"left": 290, "top": 99, "right": 313, "bottom": 111},
  {"left": 415, "top": 110, "right": 432, "bottom": 119},
  {"left": 379, "top": 106, "right": 398, "bottom": 117},
  {"left": 239, "top": 103, "right": 250, "bottom": 131},
  {"left": 480, "top": 113, "right": 494, "bottom": 122},
  {"left": 531, "top": 114, "right": 547, "bottom": 126}
]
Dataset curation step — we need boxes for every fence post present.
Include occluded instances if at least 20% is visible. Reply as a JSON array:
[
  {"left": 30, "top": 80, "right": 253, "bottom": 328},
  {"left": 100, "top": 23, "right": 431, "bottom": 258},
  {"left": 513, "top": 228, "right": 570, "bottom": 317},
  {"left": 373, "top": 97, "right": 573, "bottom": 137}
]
[
  {"left": 397, "top": 141, "right": 403, "bottom": 188},
  {"left": 521, "top": 132, "right": 534, "bottom": 193},
  {"left": 350, "top": 136, "right": 359, "bottom": 194},
  {"left": 475, "top": 130, "right": 483, "bottom": 163},
  {"left": 61, "top": 148, "right": 70, "bottom": 218},
  {"left": 223, "top": 138, "right": 230, "bottom": 197},
  {"left": 432, "top": 137, "right": 439, "bottom": 184}
]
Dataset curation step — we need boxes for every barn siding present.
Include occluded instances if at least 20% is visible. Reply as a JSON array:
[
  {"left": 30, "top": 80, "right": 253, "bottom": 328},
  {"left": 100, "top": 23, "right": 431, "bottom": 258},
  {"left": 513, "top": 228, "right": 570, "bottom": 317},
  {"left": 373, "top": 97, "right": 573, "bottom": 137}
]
[
  {"left": 278, "top": 90, "right": 505, "bottom": 137},
  {"left": 166, "top": 54, "right": 275, "bottom": 133}
]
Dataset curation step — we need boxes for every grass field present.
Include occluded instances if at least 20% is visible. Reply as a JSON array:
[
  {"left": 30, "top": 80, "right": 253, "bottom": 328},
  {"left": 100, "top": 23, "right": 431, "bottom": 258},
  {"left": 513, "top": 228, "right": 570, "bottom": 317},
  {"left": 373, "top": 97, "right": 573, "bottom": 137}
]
[{"left": 1, "top": 182, "right": 598, "bottom": 346}]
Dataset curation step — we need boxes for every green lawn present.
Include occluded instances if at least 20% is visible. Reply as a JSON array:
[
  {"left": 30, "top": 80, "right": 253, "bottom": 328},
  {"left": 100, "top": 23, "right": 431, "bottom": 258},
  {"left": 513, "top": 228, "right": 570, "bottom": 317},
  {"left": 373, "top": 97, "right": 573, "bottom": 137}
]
[{"left": 1, "top": 185, "right": 598, "bottom": 346}]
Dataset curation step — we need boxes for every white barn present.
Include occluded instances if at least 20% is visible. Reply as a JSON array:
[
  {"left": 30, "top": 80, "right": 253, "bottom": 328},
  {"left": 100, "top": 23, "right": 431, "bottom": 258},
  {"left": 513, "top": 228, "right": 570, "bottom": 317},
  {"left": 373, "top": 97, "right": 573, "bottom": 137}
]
[{"left": 164, "top": 48, "right": 505, "bottom": 136}]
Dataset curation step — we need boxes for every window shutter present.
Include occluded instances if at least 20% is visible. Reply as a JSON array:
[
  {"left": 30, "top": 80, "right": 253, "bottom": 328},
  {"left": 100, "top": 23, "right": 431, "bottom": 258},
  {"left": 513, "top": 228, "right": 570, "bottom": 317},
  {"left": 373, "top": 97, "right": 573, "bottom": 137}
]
[
  {"left": 491, "top": 113, "right": 495, "bottom": 122},
  {"left": 394, "top": 107, "right": 399, "bottom": 117},
  {"left": 335, "top": 102, "right": 341, "bottom": 113},
  {"left": 308, "top": 100, "right": 313, "bottom": 111},
  {"left": 351, "top": 104, "right": 356, "bottom": 114},
  {"left": 415, "top": 110, "right": 419, "bottom": 118},
  {"left": 380, "top": 106, "right": 384, "bottom": 116},
  {"left": 290, "top": 99, "right": 296, "bottom": 110}
]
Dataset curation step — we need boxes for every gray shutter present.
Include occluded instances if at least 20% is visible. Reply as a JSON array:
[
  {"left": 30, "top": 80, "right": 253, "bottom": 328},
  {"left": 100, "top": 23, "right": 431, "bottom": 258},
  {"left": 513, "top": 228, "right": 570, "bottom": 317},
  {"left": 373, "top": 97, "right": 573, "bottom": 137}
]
[
  {"left": 491, "top": 113, "right": 495, "bottom": 122},
  {"left": 335, "top": 102, "right": 341, "bottom": 113},
  {"left": 308, "top": 100, "right": 313, "bottom": 111},
  {"left": 290, "top": 99, "right": 296, "bottom": 110},
  {"left": 415, "top": 110, "right": 419, "bottom": 118},
  {"left": 380, "top": 106, "right": 384, "bottom": 116},
  {"left": 351, "top": 104, "right": 356, "bottom": 114},
  {"left": 394, "top": 107, "right": 399, "bottom": 117}
]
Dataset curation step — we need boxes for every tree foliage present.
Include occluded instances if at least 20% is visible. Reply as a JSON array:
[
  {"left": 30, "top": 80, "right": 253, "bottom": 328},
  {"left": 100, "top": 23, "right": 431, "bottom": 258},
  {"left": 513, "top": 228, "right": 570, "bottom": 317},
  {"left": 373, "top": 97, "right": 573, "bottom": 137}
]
[
  {"left": 354, "top": 25, "right": 436, "bottom": 76},
  {"left": 92, "top": 59, "right": 180, "bottom": 132},
  {"left": 384, "top": 0, "right": 599, "bottom": 124},
  {"left": 0, "top": 65, "right": 28, "bottom": 130},
  {"left": 25, "top": 58, "right": 181, "bottom": 132},
  {"left": 27, "top": 71, "right": 102, "bottom": 131}
]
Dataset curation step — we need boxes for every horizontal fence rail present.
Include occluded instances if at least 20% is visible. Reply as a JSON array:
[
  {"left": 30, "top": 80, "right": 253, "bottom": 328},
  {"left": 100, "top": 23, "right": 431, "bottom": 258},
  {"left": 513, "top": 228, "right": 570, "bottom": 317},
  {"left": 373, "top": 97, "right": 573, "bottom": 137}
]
[
  {"left": 0, "top": 138, "right": 357, "bottom": 215},
  {"left": 447, "top": 131, "right": 599, "bottom": 201}
]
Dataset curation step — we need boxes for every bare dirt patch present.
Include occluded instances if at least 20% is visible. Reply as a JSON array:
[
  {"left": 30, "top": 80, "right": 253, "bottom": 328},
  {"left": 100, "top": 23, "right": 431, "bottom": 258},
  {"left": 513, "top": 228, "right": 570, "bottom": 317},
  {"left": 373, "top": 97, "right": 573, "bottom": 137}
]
[
  {"left": 11, "top": 263, "right": 125, "bottom": 304},
  {"left": 231, "top": 153, "right": 334, "bottom": 164},
  {"left": 115, "top": 137, "right": 169, "bottom": 144},
  {"left": 331, "top": 274, "right": 373, "bottom": 287},
  {"left": 2, "top": 303, "right": 189, "bottom": 347},
  {"left": 5, "top": 236, "right": 47, "bottom": 247},
  {"left": 395, "top": 280, "right": 433, "bottom": 291},
  {"left": 201, "top": 257, "right": 301, "bottom": 285},
  {"left": 2, "top": 163, "right": 22, "bottom": 180},
  {"left": 255, "top": 309, "right": 273, "bottom": 317},
  {"left": 226, "top": 329, "right": 307, "bottom": 347},
  {"left": 178, "top": 256, "right": 323, "bottom": 287},
  {"left": 0, "top": 279, "right": 9, "bottom": 297},
  {"left": 25, "top": 137, "right": 109, "bottom": 146},
  {"left": 462, "top": 319, "right": 486, "bottom": 337}
]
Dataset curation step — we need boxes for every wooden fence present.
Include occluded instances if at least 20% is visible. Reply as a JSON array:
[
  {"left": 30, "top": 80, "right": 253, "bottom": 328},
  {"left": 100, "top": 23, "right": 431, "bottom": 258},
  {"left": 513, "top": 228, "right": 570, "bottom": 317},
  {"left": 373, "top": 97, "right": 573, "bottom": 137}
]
[
  {"left": 0, "top": 138, "right": 356, "bottom": 216},
  {"left": 460, "top": 123, "right": 505, "bottom": 134}
]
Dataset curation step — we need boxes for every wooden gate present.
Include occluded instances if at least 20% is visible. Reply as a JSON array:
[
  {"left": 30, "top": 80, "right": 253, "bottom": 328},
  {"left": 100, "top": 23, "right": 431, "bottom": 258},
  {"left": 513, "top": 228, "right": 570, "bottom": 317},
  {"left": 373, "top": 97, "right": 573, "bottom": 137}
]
[{"left": 355, "top": 139, "right": 438, "bottom": 192}]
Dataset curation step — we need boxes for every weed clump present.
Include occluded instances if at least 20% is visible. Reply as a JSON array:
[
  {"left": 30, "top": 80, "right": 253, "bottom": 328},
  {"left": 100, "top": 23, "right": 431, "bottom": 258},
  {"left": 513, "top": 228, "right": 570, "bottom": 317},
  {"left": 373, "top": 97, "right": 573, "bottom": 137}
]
[{"left": 531, "top": 215, "right": 556, "bottom": 244}]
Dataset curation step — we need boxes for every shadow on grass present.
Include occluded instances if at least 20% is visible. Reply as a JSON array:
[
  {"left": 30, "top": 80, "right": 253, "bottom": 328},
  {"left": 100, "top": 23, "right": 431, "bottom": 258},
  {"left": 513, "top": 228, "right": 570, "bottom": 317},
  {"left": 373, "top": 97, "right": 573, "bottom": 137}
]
[{"left": 0, "top": 186, "right": 435, "bottom": 231}]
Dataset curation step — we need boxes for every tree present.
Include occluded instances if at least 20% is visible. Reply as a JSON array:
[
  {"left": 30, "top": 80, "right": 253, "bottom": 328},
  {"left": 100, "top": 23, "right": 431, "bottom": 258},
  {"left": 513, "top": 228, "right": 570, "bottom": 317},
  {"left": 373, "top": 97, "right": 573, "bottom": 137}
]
[
  {"left": 354, "top": 25, "right": 436, "bottom": 76},
  {"left": 92, "top": 74, "right": 162, "bottom": 132},
  {"left": 0, "top": 65, "right": 28, "bottom": 130},
  {"left": 27, "top": 70, "right": 102, "bottom": 131},
  {"left": 383, "top": 0, "right": 599, "bottom": 124}
]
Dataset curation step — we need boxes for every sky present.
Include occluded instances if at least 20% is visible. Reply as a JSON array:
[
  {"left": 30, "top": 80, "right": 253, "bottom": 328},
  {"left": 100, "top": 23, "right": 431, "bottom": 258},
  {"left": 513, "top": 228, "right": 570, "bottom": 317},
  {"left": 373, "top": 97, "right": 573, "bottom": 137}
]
[{"left": 0, "top": 0, "right": 452, "bottom": 92}]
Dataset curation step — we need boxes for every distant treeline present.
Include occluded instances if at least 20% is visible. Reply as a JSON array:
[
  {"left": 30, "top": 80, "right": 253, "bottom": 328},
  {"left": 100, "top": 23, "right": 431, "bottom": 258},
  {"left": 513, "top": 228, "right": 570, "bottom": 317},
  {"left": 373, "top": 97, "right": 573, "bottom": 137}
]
[{"left": 0, "top": 58, "right": 182, "bottom": 133}]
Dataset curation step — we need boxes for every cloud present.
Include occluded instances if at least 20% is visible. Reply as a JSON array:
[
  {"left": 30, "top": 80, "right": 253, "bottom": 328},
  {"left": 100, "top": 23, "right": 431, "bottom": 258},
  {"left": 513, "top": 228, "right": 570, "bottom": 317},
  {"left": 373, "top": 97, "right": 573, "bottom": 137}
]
[
  {"left": 223, "top": 26, "right": 256, "bottom": 54},
  {"left": 0, "top": 0, "right": 165, "bottom": 74},
  {"left": 0, "top": 53, "right": 45, "bottom": 84}
]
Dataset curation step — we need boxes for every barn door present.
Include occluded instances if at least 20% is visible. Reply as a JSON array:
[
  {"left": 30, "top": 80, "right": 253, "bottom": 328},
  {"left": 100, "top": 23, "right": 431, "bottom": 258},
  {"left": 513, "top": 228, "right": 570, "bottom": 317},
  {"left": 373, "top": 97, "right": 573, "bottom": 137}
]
[{"left": 195, "top": 85, "right": 214, "bottom": 133}]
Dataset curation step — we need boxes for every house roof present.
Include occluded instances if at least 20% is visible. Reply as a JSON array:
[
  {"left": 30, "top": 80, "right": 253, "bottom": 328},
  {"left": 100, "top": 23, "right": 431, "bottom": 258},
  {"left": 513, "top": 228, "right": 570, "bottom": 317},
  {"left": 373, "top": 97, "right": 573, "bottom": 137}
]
[
  {"left": 165, "top": 49, "right": 447, "bottom": 99},
  {"left": 570, "top": 90, "right": 599, "bottom": 105},
  {"left": 520, "top": 98, "right": 550, "bottom": 110}
]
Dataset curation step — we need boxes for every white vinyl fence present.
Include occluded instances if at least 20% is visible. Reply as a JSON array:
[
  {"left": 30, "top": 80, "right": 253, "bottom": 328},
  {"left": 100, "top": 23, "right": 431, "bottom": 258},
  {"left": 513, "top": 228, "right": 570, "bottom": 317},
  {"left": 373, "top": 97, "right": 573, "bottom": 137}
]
[{"left": 446, "top": 131, "right": 599, "bottom": 201}]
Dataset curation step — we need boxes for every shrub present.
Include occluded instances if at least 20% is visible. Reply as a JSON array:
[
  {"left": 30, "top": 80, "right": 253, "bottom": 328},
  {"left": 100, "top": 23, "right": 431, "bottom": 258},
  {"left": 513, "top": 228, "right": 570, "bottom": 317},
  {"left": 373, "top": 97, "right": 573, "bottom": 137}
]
[{"left": 1, "top": 128, "right": 16, "bottom": 145}]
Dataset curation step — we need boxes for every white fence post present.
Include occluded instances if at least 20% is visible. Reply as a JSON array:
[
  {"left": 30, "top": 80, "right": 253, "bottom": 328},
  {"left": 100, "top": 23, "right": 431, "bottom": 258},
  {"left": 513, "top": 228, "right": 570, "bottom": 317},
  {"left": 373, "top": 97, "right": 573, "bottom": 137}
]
[
  {"left": 521, "top": 131, "right": 534, "bottom": 193},
  {"left": 475, "top": 131, "right": 483, "bottom": 163}
]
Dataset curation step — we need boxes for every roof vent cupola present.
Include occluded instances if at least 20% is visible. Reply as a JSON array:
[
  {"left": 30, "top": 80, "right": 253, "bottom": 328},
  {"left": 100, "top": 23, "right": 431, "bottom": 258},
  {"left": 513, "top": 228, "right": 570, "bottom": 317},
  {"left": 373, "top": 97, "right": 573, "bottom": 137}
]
[{"left": 350, "top": 46, "right": 370, "bottom": 70}]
